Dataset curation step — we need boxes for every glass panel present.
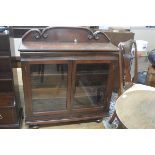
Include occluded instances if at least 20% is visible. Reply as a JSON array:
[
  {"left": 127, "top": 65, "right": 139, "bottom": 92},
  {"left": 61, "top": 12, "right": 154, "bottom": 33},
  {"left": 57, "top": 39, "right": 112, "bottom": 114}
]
[
  {"left": 73, "top": 63, "right": 109, "bottom": 109},
  {"left": 30, "top": 64, "right": 68, "bottom": 112}
]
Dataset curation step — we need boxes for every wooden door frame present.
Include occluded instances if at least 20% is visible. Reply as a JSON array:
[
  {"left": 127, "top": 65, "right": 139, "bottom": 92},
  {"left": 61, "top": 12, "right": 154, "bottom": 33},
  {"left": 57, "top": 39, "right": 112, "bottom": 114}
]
[
  {"left": 22, "top": 60, "right": 72, "bottom": 117},
  {"left": 70, "top": 60, "right": 116, "bottom": 113}
]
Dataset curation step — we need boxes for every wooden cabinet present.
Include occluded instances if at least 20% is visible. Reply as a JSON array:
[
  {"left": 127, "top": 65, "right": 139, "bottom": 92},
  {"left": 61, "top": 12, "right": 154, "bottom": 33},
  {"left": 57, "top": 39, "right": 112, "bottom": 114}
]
[
  {"left": 0, "top": 32, "right": 22, "bottom": 128},
  {"left": 19, "top": 27, "right": 122, "bottom": 127},
  {"left": 146, "top": 65, "right": 155, "bottom": 87}
]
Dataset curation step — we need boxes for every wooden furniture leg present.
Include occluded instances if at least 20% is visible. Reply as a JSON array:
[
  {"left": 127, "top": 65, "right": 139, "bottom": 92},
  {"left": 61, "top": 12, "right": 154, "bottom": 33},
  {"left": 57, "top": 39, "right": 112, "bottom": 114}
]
[{"left": 108, "top": 111, "right": 117, "bottom": 124}]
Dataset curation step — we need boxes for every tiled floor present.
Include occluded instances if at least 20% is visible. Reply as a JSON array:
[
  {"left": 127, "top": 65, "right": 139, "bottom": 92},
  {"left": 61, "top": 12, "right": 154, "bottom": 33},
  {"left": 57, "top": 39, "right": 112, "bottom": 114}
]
[{"left": 22, "top": 121, "right": 104, "bottom": 129}]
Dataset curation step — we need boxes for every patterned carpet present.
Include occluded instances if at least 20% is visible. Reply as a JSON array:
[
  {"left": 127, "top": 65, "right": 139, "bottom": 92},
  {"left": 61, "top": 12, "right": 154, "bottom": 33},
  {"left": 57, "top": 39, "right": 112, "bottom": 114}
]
[{"left": 102, "top": 92, "right": 119, "bottom": 129}]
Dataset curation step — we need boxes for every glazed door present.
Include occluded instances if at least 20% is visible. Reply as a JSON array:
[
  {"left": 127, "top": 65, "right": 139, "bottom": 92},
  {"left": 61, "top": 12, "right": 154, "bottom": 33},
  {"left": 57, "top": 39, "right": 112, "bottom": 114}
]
[
  {"left": 71, "top": 60, "right": 115, "bottom": 111},
  {"left": 22, "top": 59, "right": 115, "bottom": 117},
  {"left": 23, "top": 60, "right": 71, "bottom": 115}
]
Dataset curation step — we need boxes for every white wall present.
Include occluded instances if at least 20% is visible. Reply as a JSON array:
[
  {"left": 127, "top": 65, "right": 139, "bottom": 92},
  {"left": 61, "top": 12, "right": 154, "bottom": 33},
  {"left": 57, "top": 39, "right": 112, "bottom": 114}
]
[
  {"left": 130, "top": 26, "right": 155, "bottom": 52},
  {"left": 10, "top": 38, "right": 22, "bottom": 57}
]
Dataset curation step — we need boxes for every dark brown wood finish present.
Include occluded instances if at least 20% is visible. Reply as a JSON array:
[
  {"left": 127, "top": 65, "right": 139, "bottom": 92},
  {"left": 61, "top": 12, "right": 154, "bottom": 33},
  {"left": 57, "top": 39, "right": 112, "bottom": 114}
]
[
  {"left": 70, "top": 60, "right": 116, "bottom": 116},
  {"left": 0, "top": 33, "right": 22, "bottom": 128},
  {"left": 24, "top": 60, "right": 72, "bottom": 116},
  {"left": 104, "top": 31, "right": 134, "bottom": 46},
  {"left": 21, "top": 62, "right": 33, "bottom": 117},
  {"left": 146, "top": 65, "right": 155, "bottom": 87},
  {"left": 21, "top": 27, "right": 111, "bottom": 43},
  {"left": 19, "top": 27, "right": 122, "bottom": 127},
  {"left": 9, "top": 26, "right": 47, "bottom": 38},
  {"left": 11, "top": 26, "right": 134, "bottom": 69}
]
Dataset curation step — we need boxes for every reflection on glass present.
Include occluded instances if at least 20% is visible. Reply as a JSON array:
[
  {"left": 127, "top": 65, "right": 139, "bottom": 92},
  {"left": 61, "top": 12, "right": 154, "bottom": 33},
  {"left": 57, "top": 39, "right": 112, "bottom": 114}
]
[
  {"left": 73, "top": 64, "right": 109, "bottom": 108},
  {"left": 30, "top": 64, "right": 68, "bottom": 112}
]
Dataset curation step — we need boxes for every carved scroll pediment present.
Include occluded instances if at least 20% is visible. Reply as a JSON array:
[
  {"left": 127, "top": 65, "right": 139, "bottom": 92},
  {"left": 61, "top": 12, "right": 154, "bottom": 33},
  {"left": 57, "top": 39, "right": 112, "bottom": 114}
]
[{"left": 22, "top": 27, "right": 111, "bottom": 43}]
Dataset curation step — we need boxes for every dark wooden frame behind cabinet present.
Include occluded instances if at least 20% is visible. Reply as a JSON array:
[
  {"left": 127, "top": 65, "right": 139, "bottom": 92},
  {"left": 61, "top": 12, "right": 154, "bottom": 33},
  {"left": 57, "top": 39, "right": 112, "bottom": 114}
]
[{"left": 0, "top": 33, "right": 22, "bottom": 128}]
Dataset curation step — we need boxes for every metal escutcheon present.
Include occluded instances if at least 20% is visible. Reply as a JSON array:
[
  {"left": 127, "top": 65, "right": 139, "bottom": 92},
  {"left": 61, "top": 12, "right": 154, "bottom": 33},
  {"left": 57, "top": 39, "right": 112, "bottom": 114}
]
[{"left": 0, "top": 114, "right": 3, "bottom": 119}]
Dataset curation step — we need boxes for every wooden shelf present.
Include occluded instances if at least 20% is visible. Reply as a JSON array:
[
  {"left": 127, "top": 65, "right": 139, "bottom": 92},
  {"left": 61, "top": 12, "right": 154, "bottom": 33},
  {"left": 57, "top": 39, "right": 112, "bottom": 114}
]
[
  {"left": 0, "top": 33, "right": 22, "bottom": 128},
  {"left": 77, "top": 70, "right": 109, "bottom": 75},
  {"left": 31, "top": 72, "right": 68, "bottom": 76},
  {"left": 0, "top": 51, "right": 10, "bottom": 57},
  {"left": 32, "top": 98, "right": 67, "bottom": 112},
  {"left": 32, "top": 87, "right": 67, "bottom": 99},
  {"left": 0, "top": 92, "right": 15, "bottom": 107},
  {"left": 31, "top": 76, "right": 67, "bottom": 89},
  {"left": 31, "top": 70, "right": 108, "bottom": 77},
  {"left": 32, "top": 85, "right": 106, "bottom": 99},
  {"left": 73, "top": 96, "right": 103, "bottom": 108},
  {"left": 0, "top": 72, "right": 12, "bottom": 80}
]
